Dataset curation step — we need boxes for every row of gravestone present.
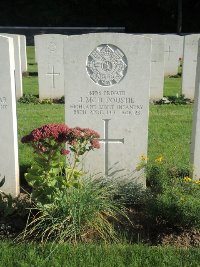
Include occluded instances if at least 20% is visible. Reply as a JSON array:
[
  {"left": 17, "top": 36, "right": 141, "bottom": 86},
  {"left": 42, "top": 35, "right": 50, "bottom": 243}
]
[
  {"left": 0, "top": 33, "right": 27, "bottom": 100},
  {"left": 1, "top": 33, "right": 200, "bottom": 197},
  {"left": 34, "top": 33, "right": 200, "bottom": 101}
]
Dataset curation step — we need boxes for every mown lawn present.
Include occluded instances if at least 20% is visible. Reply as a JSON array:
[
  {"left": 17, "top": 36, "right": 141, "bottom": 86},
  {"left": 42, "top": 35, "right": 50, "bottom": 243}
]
[{"left": 0, "top": 242, "right": 200, "bottom": 267}]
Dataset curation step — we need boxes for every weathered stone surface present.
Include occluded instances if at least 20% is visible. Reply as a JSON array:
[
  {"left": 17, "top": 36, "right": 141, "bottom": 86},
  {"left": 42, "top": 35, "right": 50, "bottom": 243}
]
[
  {"left": 191, "top": 39, "right": 200, "bottom": 180},
  {"left": 19, "top": 35, "right": 27, "bottom": 72},
  {"left": 0, "top": 35, "right": 19, "bottom": 196},
  {"left": 34, "top": 34, "right": 64, "bottom": 99},
  {"left": 182, "top": 34, "right": 200, "bottom": 99},
  {"left": 144, "top": 34, "right": 165, "bottom": 100},
  {"left": 0, "top": 33, "right": 23, "bottom": 99},
  {"left": 64, "top": 33, "right": 151, "bottom": 185},
  {"left": 164, "top": 34, "right": 183, "bottom": 77}
]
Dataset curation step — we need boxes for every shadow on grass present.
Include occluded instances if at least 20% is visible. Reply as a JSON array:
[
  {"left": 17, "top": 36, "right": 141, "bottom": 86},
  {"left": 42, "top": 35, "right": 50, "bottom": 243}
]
[{"left": 20, "top": 164, "right": 31, "bottom": 193}]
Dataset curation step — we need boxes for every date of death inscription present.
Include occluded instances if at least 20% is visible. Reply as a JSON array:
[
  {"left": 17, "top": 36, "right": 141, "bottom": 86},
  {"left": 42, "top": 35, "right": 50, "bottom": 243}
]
[{"left": 69, "top": 90, "right": 144, "bottom": 116}]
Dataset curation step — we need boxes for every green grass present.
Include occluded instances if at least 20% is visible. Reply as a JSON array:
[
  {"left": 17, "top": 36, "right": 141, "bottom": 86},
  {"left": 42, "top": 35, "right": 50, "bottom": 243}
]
[
  {"left": 17, "top": 103, "right": 64, "bottom": 167},
  {"left": 27, "top": 46, "right": 37, "bottom": 73},
  {"left": 0, "top": 242, "right": 200, "bottom": 267},
  {"left": 22, "top": 76, "right": 38, "bottom": 96},
  {"left": 148, "top": 104, "right": 193, "bottom": 167},
  {"left": 17, "top": 103, "right": 193, "bottom": 170},
  {"left": 164, "top": 77, "right": 182, "bottom": 97}
]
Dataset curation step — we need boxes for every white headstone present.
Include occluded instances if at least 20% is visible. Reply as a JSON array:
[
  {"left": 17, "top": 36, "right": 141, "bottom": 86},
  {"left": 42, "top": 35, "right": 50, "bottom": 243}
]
[
  {"left": 144, "top": 34, "right": 164, "bottom": 100},
  {"left": 34, "top": 34, "right": 64, "bottom": 99},
  {"left": 34, "top": 35, "right": 38, "bottom": 64},
  {"left": 164, "top": 34, "right": 183, "bottom": 76},
  {"left": 64, "top": 33, "right": 151, "bottom": 185},
  {"left": 0, "top": 36, "right": 19, "bottom": 196},
  {"left": 182, "top": 34, "right": 200, "bottom": 99},
  {"left": 191, "top": 39, "right": 200, "bottom": 180},
  {"left": 19, "top": 35, "right": 27, "bottom": 72},
  {"left": 0, "top": 33, "right": 23, "bottom": 99}
]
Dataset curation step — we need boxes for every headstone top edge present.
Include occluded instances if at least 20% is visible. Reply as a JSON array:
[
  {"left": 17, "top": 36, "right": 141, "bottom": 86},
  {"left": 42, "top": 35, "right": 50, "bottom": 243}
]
[
  {"left": 34, "top": 34, "right": 63, "bottom": 39},
  {"left": 63, "top": 32, "right": 152, "bottom": 44}
]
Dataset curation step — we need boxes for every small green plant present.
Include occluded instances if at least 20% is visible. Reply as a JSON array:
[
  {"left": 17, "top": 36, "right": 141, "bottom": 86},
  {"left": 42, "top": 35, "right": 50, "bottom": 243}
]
[
  {"left": 155, "top": 95, "right": 191, "bottom": 105},
  {"left": 20, "top": 124, "right": 130, "bottom": 243},
  {"left": 143, "top": 156, "right": 200, "bottom": 230},
  {"left": 19, "top": 178, "right": 127, "bottom": 243},
  {"left": 53, "top": 96, "right": 65, "bottom": 104},
  {"left": 18, "top": 94, "right": 39, "bottom": 104},
  {"left": 21, "top": 124, "right": 100, "bottom": 204}
]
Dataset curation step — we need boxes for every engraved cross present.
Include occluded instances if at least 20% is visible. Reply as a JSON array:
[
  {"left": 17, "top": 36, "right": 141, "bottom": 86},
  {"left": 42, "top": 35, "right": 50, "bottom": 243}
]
[
  {"left": 46, "top": 66, "right": 60, "bottom": 88},
  {"left": 164, "top": 46, "right": 174, "bottom": 60},
  {"left": 99, "top": 119, "right": 124, "bottom": 176}
]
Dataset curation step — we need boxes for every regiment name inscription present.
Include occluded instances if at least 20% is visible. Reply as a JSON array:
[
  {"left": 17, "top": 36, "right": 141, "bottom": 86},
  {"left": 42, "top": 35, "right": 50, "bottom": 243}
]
[{"left": 70, "top": 90, "right": 143, "bottom": 116}]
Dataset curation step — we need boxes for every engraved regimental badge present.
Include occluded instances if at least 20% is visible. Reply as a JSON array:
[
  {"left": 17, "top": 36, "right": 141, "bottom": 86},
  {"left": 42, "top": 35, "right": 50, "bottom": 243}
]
[{"left": 86, "top": 44, "right": 128, "bottom": 87}]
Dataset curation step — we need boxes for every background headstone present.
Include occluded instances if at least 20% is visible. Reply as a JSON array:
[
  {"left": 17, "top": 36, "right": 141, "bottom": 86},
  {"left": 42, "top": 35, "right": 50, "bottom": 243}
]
[
  {"left": 64, "top": 33, "right": 151, "bottom": 185},
  {"left": 0, "top": 35, "right": 19, "bottom": 196},
  {"left": 19, "top": 35, "right": 27, "bottom": 72},
  {"left": 0, "top": 33, "right": 23, "bottom": 99},
  {"left": 34, "top": 35, "right": 38, "bottom": 63},
  {"left": 144, "top": 34, "right": 165, "bottom": 100},
  {"left": 182, "top": 34, "right": 200, "bottom": 99},
  {"left": 34, "top": 34, "right": 65, "bottom": 99},
  {"left": 191, "top": 39, "right": 200, "bottom": 180},
  {"left": 164, "top": 34, "right": 183, "bottom": 77}
]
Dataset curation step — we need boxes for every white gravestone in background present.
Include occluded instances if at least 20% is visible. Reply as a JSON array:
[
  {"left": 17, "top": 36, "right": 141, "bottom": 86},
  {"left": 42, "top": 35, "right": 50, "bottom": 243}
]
[
  {"left": 34, "top": 34, "right": 64, "bottom": 99},
  {"left": 0, "top": 36, "right": 19, "bottom": 196},
  {"left": 182, "top": 34, "right": 200, "bottom": 99},
  {"left": 144, "top": 34, "right": 164, "bottom": 100},
  {"left": 0, "top": 33, "right": 23, "bottom": 99},
  {"left": 164, "top": 34, "right": 183, "bottom": 76},
  {"left": 34, "top": 35, "right": 38, "bottom": 64},
  {"left": 19, "top": 35, "right": 27, "bottom": 72},
  {"left": 191, "top": 39, "right": 200, "bottom": 180},
  {"left": 64, "top": 33, "right": 151, "bottom": 185}
]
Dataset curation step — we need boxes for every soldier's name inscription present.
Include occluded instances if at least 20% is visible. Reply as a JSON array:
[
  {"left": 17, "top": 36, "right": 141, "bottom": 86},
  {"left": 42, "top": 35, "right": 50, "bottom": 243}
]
[{"left": 70, "top": 90, "right": 143, "bottom": 116}]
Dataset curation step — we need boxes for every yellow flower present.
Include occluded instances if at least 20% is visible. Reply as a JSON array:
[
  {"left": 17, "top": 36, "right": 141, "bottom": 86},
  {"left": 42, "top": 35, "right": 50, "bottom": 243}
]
[
  {"left": 140, "top": 155, "right": 148, "bottom": 161},
  {"left": 195, "top": 180, "right": 200, "bottom": 185},
  {"left": 155, "top": 155, "right": 164, "bottom": 163},
  {"left": 183, "top": 176, "right": 192, "bottom": 182}
]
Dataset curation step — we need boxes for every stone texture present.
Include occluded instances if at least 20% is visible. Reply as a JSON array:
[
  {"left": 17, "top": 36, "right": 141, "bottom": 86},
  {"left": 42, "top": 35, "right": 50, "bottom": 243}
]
[
  {"left": 164, "top": 34, "right": 183, "bottom": 77},
  {"left": 0, "top": 35, "right": 19, "bottom": 196},
  {"left": 0, "top": 33, "right": 23, "bottom": 99},
  {"left": 19, "top": 35, "right": 27, "bottom": 72},
  {"left": 34, "top": 34, "right": 64, "bottom": 99},
  {"left": 144, "top": 34, "right": 165, "bottom": 100},
  {"left": 191, "top": 39, "right": 200, "bottom": 180},
  {"left": 64, "top": 33, "right": 151, "bottom": 185},
  {"left": 182, "top": 34, "right": 200, "bottom": 99}
]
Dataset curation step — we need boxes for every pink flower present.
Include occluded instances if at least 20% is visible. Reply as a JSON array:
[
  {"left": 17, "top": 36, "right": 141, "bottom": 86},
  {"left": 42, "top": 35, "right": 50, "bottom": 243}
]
[
  {"left": 21, "top": 124, "right": 70, "bottom": 143},
  {"left": 60, "top": 149, "right": 70, "bottom": 155},
  {"left": 90, "top": 139, "right": 100, "bottom": 149}
]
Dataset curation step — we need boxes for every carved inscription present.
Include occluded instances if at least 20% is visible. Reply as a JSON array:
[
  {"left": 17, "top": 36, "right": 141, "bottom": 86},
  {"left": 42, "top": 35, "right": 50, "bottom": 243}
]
[
  {"left": 0, "top": 97, "right": 8, "bottom": 110},
  {"left": 70, "top": 90, "right": 143, "bottom": 116},
  {"left": 86, "top": 44, "right": 128, "bottom": 87}
]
